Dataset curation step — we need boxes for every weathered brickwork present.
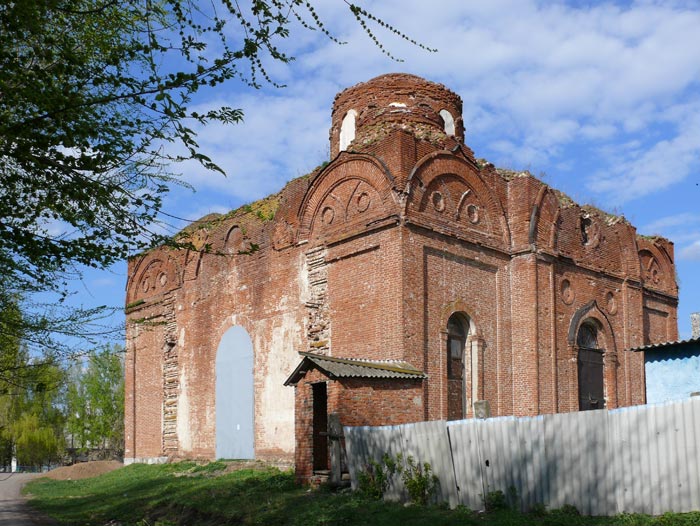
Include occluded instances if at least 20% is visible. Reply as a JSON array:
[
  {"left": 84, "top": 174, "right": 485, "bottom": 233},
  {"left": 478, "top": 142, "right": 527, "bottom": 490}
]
[
  {"left": 294, "top": 367, "right": 424, "bottom": 482},
  {"left": 125, "top": 74, "right": 679, "bottom": 479}
]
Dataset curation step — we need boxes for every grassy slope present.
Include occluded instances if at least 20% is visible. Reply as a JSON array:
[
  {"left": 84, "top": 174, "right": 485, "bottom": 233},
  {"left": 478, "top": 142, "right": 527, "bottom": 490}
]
[{"left": 24, "top": 462, "right": 700, "bottom": 526}]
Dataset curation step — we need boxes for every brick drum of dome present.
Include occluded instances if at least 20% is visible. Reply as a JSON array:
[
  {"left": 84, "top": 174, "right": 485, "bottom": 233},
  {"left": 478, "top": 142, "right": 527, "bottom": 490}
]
[{"left": 330, "top": 73, "right": 464, "bottom": 157}]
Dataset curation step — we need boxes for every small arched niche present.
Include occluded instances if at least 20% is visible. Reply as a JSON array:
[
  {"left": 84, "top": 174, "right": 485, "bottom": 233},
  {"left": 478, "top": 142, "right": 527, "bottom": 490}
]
[
  {"left": 439, "top": 109, "right": 456, "bottom": 136},
  {"left": 339, "top": 109, "right": 357, "bottom": 151},
  {"left": 215, "top": 325, "right": 254, "bottom": 459}
]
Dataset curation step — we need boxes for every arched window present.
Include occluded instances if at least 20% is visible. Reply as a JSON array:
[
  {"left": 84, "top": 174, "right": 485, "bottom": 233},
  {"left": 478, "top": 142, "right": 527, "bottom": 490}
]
[
  {"left": 339, "top": 109, "right": 357, "bottom": 151},
  {"left": 439, "top": 109, "right": 456, "bottom": 136},
  {"left": 577, "top": 322, "right": 605, "bottom": 411},
  {"left": 447, "top": 313, "right": 469, "bottom": 420}
]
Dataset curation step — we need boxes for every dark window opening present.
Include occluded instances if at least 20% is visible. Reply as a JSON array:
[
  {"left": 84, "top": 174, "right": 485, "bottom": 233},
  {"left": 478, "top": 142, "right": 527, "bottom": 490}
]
[
  {"left": 577, "top": 323, "right": 598, "bottom": 349},
  {"left": 312, "top": 382, "right": 328, "bottom": 471},
  {"left": 577, "top": 323, "right": 605, "bottom": 411},
  {"left": 447, "top": 315, "right": 466, "bottom": 379},
  {"left": 581, "top": 217, "right": 592, "bottom": 244},
  {"left": 447, "top": 313, "right": 468, "bottom": 420}
]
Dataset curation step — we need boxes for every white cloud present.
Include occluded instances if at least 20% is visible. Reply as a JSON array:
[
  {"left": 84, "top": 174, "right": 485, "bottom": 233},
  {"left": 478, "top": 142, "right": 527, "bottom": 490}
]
[
  {"left": 580, "top": 123, "right": 617, "bottom": 140},
  {"left": 679, "top": 240, "right": 700, "bottom": 261},
  {"left": 70, "top": 0, "right": 700, "bottom": 336},
  {"left": 156, "top": 0, "right": 700, "bottom": 213},
  {"left": 292, "top": 0, "right": 700, "bottom": 197},
  {"left": 90, "top": 277, "right": 116, "bottom": 288},
  {"left": 639, "top": 215, "right": 700, "bottom": 265},
  {"left": 587, "top": 106, "right": 700, "bottom": 202},
  {"left": 643, "top": 213, "right": 700, "bottom": 233},
  {"left": 164, "top": 89, "right": 334, "bottom": 205}
]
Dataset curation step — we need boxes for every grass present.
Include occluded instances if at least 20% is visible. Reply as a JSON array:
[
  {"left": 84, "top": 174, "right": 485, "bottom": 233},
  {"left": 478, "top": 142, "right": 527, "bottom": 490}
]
[{"left": 24, "top": 462, "right": 700, "bottom": 526}]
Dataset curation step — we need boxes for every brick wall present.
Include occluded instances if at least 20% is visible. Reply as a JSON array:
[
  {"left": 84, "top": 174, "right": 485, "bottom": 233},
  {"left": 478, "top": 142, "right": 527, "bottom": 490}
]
[
  {"left": 125, "top": 73, "right": 679, "bottom": 480},
  {"left": 293, "top": 367, "right": 423, "bottom": 482}
]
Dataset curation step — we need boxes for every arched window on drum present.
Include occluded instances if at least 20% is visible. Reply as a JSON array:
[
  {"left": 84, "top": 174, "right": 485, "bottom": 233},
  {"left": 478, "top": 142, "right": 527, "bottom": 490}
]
[{"left": 339, "top": 109, "right": 357, "bottom": 151}]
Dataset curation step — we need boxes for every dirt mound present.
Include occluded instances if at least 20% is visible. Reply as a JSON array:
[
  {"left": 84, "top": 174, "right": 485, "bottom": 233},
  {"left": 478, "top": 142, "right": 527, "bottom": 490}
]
[{"left": 44, "top": 460, "right": 123, "bottom": 481}]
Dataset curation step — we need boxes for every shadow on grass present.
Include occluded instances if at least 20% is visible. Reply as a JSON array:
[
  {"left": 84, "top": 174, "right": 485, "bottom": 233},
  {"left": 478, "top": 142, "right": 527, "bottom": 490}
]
[
  {"left": 24, "top": 463, "right": 700, "bottom": 526},
  {"left": 26, "top": 464, "right": 292, "bottom": 525}
]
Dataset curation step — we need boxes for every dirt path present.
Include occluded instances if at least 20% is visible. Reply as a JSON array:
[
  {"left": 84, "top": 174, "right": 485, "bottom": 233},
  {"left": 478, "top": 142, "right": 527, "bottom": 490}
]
[
  {"left": 0, "top": 473, "right": 55, "bottom": 525},
  {"left": 0, "top": 462, "right": 123, "bottom": 525}
]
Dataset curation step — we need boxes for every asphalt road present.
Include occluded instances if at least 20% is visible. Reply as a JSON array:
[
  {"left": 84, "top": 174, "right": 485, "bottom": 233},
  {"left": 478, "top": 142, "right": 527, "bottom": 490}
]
[{"left": 0, "top": 473, "right": 54, "bottom": 525}]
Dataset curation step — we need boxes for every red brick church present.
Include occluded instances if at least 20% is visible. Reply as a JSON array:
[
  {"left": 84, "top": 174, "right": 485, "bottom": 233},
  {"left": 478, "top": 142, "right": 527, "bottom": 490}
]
[{"left": 124, "top": 74, "right": 678, "bottom": 480}]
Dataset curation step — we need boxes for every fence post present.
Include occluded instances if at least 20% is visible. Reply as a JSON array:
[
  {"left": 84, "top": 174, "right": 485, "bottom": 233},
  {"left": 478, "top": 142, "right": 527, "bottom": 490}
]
[{"left": 328, "top": 413, "right": 343, "bottom": 486}]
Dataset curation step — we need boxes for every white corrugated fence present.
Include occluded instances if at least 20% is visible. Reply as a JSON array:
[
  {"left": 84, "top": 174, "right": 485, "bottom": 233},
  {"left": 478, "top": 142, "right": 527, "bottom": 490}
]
[{"left": 343, "top": 397, "right": 700, "bottom": 515}]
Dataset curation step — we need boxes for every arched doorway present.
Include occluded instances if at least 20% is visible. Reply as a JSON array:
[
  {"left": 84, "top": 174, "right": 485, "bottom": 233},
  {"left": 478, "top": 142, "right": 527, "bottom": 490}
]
[
  {"left": 447, "top": 312, "right": 470, "bottom": 420},
  {"left": 215, "top": 325, "right": 254, "bottom": 459},
  {"left": 577, "top": 321, "right": 605, "bottom": 411}
]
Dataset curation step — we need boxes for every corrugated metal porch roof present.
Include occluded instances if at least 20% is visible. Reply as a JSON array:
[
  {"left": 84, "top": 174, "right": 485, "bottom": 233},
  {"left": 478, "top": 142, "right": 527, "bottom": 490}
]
[{"left": 284, "top": 352, "right": 426, "bottom": 386}]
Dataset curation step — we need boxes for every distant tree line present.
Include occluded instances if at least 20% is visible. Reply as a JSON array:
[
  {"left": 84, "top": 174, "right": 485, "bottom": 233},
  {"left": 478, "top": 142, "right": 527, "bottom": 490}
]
[{"left": 0, "top": 299, "right": 124, "bottom": 471}]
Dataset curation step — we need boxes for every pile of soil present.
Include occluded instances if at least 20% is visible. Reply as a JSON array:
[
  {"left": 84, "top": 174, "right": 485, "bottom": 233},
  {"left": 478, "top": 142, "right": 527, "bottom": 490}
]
[{"left": 44, "top": 460, "right": 123, "bottom": 481}]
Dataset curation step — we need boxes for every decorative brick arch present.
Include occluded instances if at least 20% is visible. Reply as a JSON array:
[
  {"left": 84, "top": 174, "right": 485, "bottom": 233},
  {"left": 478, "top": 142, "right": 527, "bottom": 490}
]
[
  {"left": 404, "top": 152, "right": 511, "bottom": 249},
  {"left": 637, "top": 238, "right": 677, "bottom": 294},
  {"left": 296, "top": 153, "right": 397, "bottom": 243},
  {"left": 438, "top": 300, "right": 487, "bottom": 419},
  {"left": 567, "top": 301, "right": 619, "bottom": 410},
  {"left": 612, "top": 222, "right": 644, "bottom": 282},
  {"left": 127, "top": 252, "right": 183, "bottom": 304},
  {"left": 181, "top": 249, "right": 203, "bottom": 282},
  {"left": 439, "top": 299, "right": 480, "bottom": 338},
  {"left": 528, "top": 186, "right": 562, "bottom": 251},
  {"left": 568, "top": 301, "right": 617, "bottom": 350}
]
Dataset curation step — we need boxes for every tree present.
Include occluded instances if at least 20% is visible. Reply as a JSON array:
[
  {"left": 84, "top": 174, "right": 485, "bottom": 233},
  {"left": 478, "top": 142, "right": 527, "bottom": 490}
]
[
  {"left": 0, "top": 0, "right": 432, "bottom": 294},
  {"left": 65, "top": 345, "right": 125, "bottom": 458},
  {"left": 0, "top": 1, "right": 433, "bottom": 364},
  {"left": 13, "top": 412, "right": 64, "bottom": 470},
  {"left": 0, "top": 329, "right": 65, "bottom": 470},
  {"left": 0, "top": 295, "right": 25, "bottom": 469},
  {"left": 1, "top": 0, "right": 238, "bottom": 294},
  {"left": 1, "top": 295, "right": 120, "bottom": 468}
]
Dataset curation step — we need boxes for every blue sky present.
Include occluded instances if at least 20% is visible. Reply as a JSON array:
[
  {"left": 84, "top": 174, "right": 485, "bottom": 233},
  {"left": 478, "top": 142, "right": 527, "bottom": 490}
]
[{"left": 75, "top": 0, "right": 699, "bottom": 340}]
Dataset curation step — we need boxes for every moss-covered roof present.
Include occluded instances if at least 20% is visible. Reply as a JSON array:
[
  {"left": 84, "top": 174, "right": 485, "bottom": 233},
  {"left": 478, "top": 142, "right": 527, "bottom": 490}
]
[
  {"left": 175, "top": 169, "right": 319, "bottom": 240},
  {"left": 350, "top": 121, "right": 450, "bottom": 151},
  {"left": 581, "top": 204, "right": 628, "bottom": 226},
  {"left": 494, "top": 167, "right": 532, "bottom": 181},
  {"left": 164, "top": 138, "right": 655, "bottom": 255}
]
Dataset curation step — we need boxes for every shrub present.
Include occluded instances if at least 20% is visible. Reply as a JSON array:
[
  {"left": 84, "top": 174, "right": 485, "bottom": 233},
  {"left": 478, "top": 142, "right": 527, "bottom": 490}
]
[
  {"left": 483, "top": 489, "right": 509, "bottom": 512},
  {"left": 398, "top": 455, "right": 439, "bottom": 505},
  {"left": 529, "top": 502, "right": 547, "bottom": 517},
  {"left": 357, "top": 453, "right": 397, "bottom": 500},
  {"left": 559, "top": 504, "right": 580, "bottom": 516},
  {"left": 356, "top": 452, "right": 439, "bottom": 505}
]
